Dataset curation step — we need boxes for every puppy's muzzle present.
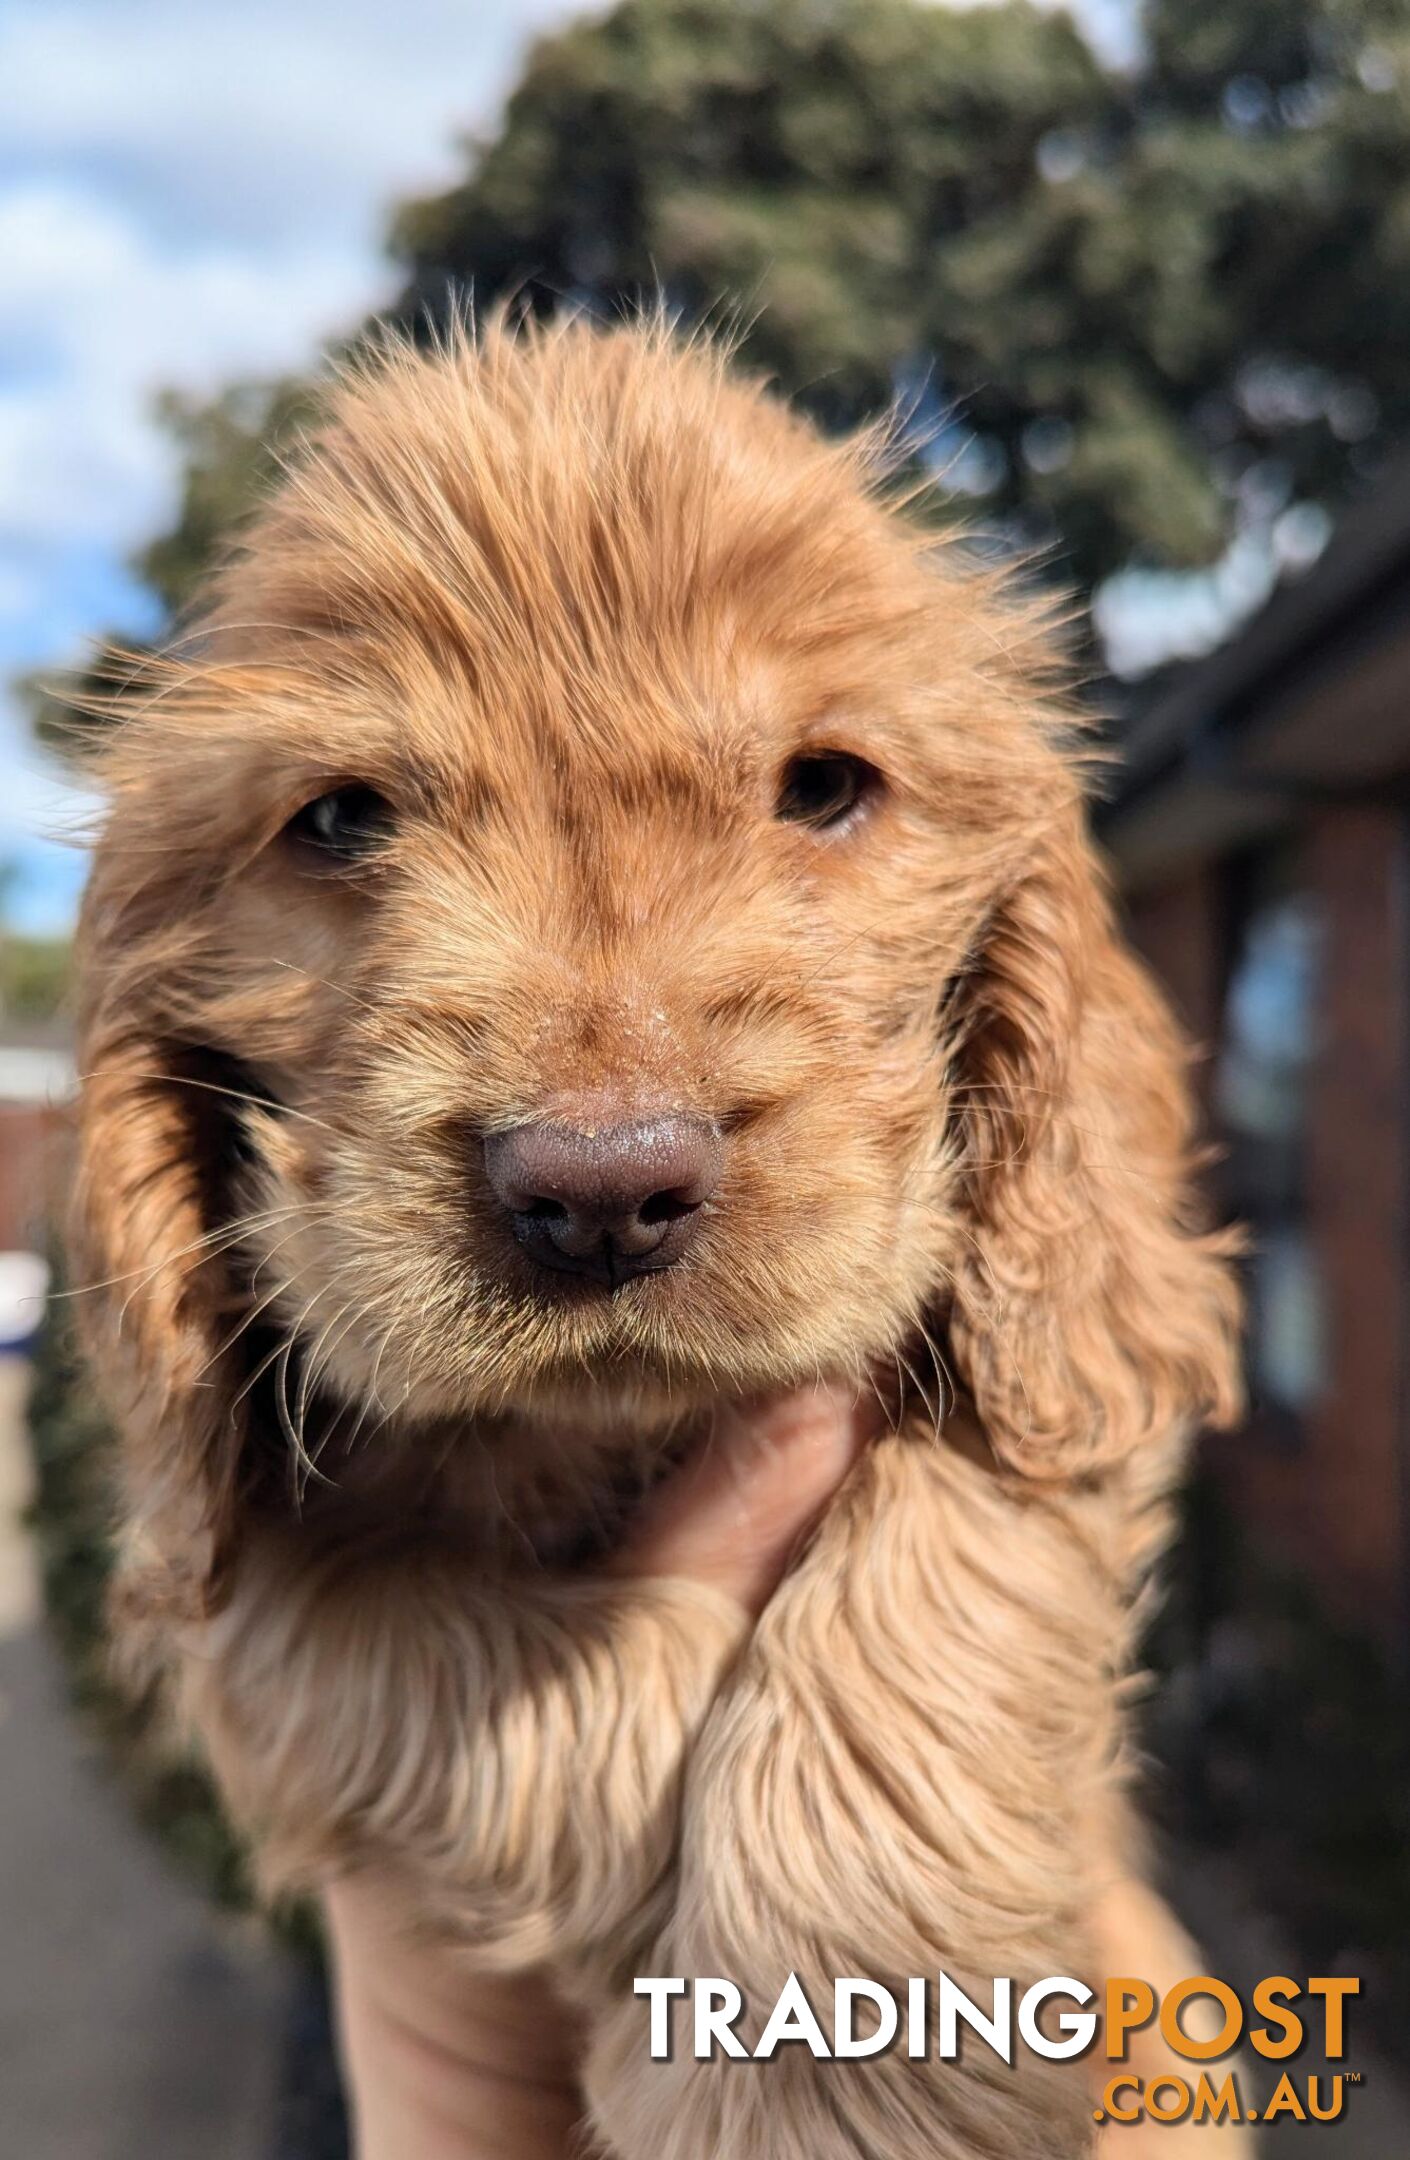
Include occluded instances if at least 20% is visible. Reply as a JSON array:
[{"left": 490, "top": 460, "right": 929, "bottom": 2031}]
[{"left": 484, "top": 1110, "right": 721, "bottom": 1286}]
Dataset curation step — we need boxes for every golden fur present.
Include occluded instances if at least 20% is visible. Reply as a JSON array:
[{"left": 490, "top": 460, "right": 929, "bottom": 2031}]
[{"left": 71, "top": 320, "right": 1243, "bottom": 2155}]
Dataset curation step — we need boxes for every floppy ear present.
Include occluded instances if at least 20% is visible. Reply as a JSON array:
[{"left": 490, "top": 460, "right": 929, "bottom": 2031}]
[
  {"left": 943, "top": 806, "right": 1242, "bottom": 1480},
  {"left": 69, "top": 871, "right": 251, "bottom": 1633}
]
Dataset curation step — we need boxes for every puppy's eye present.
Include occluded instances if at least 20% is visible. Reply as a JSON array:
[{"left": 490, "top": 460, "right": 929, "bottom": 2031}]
[
  {"left": 775, "top": 752, "right": 878, "bottom": 833},
  {"left": 284, "top": 785, "right": 394, "bottom": 866}
]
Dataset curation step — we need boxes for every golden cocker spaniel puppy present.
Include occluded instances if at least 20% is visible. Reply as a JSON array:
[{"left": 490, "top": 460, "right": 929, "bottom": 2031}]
[{"left": 71, "top": 320, "right": 1241, "bottom": 2157}]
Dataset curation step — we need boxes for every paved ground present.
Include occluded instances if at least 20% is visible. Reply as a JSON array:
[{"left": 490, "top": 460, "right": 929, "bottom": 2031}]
[
  {"left": 0, "top": 1352, "right": 292, "bottom": 2160},
  {"left": 1173, "top": 1848, "right": 1410, "bottom": 2153}
]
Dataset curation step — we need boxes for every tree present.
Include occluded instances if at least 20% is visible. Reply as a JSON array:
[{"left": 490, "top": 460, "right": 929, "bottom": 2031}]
[
  {"left": 136, "top": 380, "right": 318, "bottom": 621},
  {"left": 95, "top": 0, "right": 1410, "bottom": 655},
  {"left": 390, "top": 1, "right": 1106, "bottom": 436}
]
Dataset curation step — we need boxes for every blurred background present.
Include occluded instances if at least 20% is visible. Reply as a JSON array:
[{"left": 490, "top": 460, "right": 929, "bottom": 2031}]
[{"left": 3, "top": 1, "right": 1410, "bottom": 2152}]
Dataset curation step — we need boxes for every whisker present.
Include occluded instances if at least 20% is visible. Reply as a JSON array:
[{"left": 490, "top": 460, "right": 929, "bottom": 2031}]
[
  {"left": 264, "top": 956, "right": 381, "bottom": 1019},
  {"left": 192, "top": 1217, "right": 347, "bottom": 1379},
  {"left": 79, "top": 1065, "right": 341, "bottom": 1137},
  {"left": 110, "top": 1206, "right": 322, "bottom": 1334},
  {"left": 58, "top": 1201, "right": 311, "bottom": 1301}
]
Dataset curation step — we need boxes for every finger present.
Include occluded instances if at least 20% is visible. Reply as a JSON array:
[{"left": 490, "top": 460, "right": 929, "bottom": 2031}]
[
  {"left": 606, "top": 1383, "right": 874, "bottom": 1617},
  {"left": 324, "top": 1877, "right": 585, "bottom": 2160}
]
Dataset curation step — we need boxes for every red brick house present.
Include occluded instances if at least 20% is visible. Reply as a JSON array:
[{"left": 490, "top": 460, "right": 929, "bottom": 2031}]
[
  {"left": 1104, "top": 461, "right": 1410, "bottom": 1651},
  {"left": 0, "top": 1023, "right": 71, "bottom": 1346}
]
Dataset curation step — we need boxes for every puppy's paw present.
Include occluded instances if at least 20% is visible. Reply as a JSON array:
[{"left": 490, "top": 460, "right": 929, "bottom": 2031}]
[{"left": 584, "top": 1432, "right": 1110, "bottom": 2157}]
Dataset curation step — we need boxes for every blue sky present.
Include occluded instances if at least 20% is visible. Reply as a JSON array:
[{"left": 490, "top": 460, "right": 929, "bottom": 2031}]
[
  {"left": 0, "top": 0, "right": 577, "bottom": 932},
  {"left": 0, "top": 0, "right": 1263, "bottom": 937}
]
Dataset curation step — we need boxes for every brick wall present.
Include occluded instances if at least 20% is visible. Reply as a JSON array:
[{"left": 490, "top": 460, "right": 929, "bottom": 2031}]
[
  {"left": 1124, "top": 868, "right": 1224, "bottom": 1054},
  {"left": 0, "top": 1104, "right": 63, "bottom": 1253},
  {"left": 1127, "top": 811, "right": 1409, "bottom": 1646},
  {"left": 1300, "top": 805, "right": 1407, "bottom": 1636}
]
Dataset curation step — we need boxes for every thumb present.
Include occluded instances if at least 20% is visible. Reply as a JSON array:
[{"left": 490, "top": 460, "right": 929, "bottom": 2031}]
[{"left": 604, "top": 1384, "right": 874, "bottom": 1618}]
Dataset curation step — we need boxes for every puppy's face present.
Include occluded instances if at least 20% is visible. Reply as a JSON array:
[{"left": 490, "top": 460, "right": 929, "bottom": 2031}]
[
  {"left": 81, "top": 329, "right": 1084, "bottom": 1458},
  {"left": 209, "top": 654, "right": 999, "bottom": 1433}
]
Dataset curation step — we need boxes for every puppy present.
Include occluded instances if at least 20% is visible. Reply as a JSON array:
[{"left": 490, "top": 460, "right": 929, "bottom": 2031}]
[{"left": 71, "top": 320, "right": 1242, "bottom": 2157}]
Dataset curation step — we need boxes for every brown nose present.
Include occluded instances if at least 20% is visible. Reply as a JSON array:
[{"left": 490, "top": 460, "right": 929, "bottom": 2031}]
[{"left": 483, "top": 1112, "right": 721, "bottom": 1286}]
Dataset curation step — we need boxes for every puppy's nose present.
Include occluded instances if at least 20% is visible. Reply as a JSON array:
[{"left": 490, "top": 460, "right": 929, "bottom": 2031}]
[{"left": 483, "top": 1112, "right": 721, "bottom": 1286}]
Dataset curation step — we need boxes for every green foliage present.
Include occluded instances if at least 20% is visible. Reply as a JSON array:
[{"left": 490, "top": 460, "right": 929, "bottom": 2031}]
[
  {"left": 385, "top": 0, "right": 1410, "bottom": 592},
  {"left": 49, "top": 0, "right": 1410, "bottom": 691},
  {"left": 392, "top": 0, "right": 1105, "bottom": 430},
  {"left": 26, "top": 1292, "right": 256, "bottom": 1915},
  {"left": 136, "top": 379, "right": 316, "bottom": 621},
  {"left": 0, "top": 933, "right": 69, "bottom": 1024}
]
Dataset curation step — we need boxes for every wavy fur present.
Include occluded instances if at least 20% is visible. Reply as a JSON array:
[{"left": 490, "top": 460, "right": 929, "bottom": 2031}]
[{"left": 71, "top": 319, "right": 1242, "bottom": 2156}]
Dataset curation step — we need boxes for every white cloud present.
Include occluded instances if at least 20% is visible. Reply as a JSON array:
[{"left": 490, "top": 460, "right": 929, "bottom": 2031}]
[
  {"left": 1094, "top": 534, "right": 1282, "bottom": 681},
  {"left": 0, "top": 3, "right": 576, "bottom": 571},
  {"left": 0, "top": 1, "right": 577, "bottom": 926},
  {"left": 0, "top": 1, "right": 572, "bottom": 251},
  {"left": 0, "top": 180, "right": 372, "bottom": 553}
]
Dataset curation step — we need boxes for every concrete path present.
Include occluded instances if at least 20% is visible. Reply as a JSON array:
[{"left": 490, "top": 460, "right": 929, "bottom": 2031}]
[
  {"left": 1173, "top": 1847, "right": 1410, "bottom": 2155},
  {"left": 0, "top": 1352, "right": 292, "bottom": 2160}
]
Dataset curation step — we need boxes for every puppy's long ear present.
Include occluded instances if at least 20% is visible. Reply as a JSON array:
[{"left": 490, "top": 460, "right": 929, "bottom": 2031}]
[
  {"left": 944, "top": 804, "right": 1241, "bottom": 1479},
  {"left": 70, "top": 864, "right": 249, "bottom": 1632}
]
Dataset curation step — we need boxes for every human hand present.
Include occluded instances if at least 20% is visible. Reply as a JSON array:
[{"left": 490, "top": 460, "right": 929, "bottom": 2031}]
[{"left": 325, "top": 1383, "right": 873, "bottom": 2159}]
